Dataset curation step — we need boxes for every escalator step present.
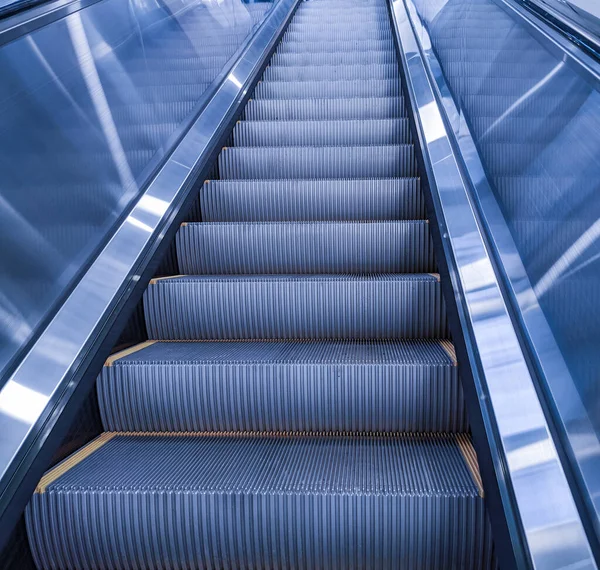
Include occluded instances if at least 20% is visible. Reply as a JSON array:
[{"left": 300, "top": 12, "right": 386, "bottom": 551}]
[
  {"left": 143, "top": 274, "right": 447, "bottom": 340},
  {"left": 244, "top": 96, "right": 406, "bottom": 121},
  {"left": 219, "top": 145, "right": 417, "bottom": 179},
  {"left": 276, "top": 38, "right": 394, "bottom": 53},
  {"left": 263, "top": 63, "right": 398, "bottom": 81},
  {"left": 233, "top": 118, "right": 411, "bottom": 146},
  {"left": 287, "top": 19, "right": 391, "bottom": 31},
  {"left": 200, "top": 178, "right": 424, "bottom": 221},
  {"left": 283, "top": 28, "right": 392, "bottom": 41},
  {"left": 271, "top": 50, "right": 398, "bottom": 66},
  {"left": 27, "top": 433, "right": 491, "bottom": 570},
  {"left": 176, "top": 221, "right": 434, "bottom": 274},
  {"left": 293, "top": 14, "right": 390, "bottom": 24},
  {"left": 99, "top": 339, "right": 466, "bottom": 432},
  {"left": 255, "top": 78, "right": 400, "bottom": 99}
]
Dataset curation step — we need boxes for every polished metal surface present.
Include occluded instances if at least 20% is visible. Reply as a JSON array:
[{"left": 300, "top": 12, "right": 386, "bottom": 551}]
[
  {"left": 0, "top": 0, "right": 297, "bottom": 545},
  {"left": 525, "top": 0, "right": 600, "bottom": 46},
  {"left": 391, "top": 0, "right": 598, "bottom": 567},
  {"left": 0, "top": 0, "right": 103, "bottom": 45},
  {"left": 408, "top": 0, "right": 600, "bottom": 546},
  {"left": 493, "top": 0, "right": 600, "bottom": 84},
  {"left": 0, "top": 0, "right": 275, "bottom": 383}
]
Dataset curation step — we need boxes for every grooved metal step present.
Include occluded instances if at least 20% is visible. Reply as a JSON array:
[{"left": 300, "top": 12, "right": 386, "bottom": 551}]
[
  {"left": 219, "top": 145, "right": 417, "bottom": 179},
  {"left": 27, "top": 433, "right": 490, "bottom": 570},
  {"left": 293, "top": 14, "right": 390, "bottom": 24},
  {"left": 255, "top": 78, "right": 400, "bottom": 99},
  {"left": 263, "top": 62, "right": 398, "bottom": 81},
  {"left": 276, "top": 38, "right": 394, "bottom": 53},
  {"left": 282, "top": 29, "right": 393, "bottom": 42},
  {"left": 271, "top": 50, "right": 397, "bottom": 66},
  {"left": 200, "top": 178, "right": 424, "bottom": 221},
  {"left": 287, "top": 20, "right": 392, "bottom": 32},
  {"left": 177, "top": 221, "right": 434, "bottom": 274},
  {"left": 99, "top": 340, "right": 465, "bottom": 432},
  {"left": 233, "top": 118, "right": 411, "bottom": 146},
  {"left": 144, "top": 274, "right": 447, "bottom": 340},
  {"left": 244, "top": 96, "right": 406, "bottom": 121}
]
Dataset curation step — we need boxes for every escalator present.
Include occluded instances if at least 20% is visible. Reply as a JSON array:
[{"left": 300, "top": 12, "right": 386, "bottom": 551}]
[{"left": 21, "top": 1, "right": 499, "bottom": 567}]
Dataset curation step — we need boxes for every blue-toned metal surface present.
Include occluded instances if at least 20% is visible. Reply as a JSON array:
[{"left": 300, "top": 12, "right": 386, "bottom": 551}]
[
  {"left": 27, "top": 432, "right": 493, "bottom": 569},
  {"left": 219, "top": 145, "right": 417, "bottom": 178},
  {"left": 390, "top": 0, "right": 598, "bottom": 567},
  {"left": 406, "top": 0, "right": 600, "bottom": 546},
  {"left": 177, "top": 221, "right": 435, "bottom": 274},
  {"left": 144, "top": 274, "right": 447, "bottom": 340},
  {"left": 244, "top": 96, "right": 408, "bottom": 120},
  {"left": 0, "top": 0, "right": 298, "bottom": 550},
  {"left": 98, "top": 340, "right": 466, "bottom": 432},
  {"left": 524, "top": 0, "right": 600, "bottom": 52},
  {"left": 199, "top": 179, "right": 424, "bottom": 221},
  {"left": 0, "top": 0, "right": 275, "bottom": 383}
]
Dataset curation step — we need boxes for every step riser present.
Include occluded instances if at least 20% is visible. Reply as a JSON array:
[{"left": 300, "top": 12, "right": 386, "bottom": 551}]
[
  {"left": 277, "top": 39, "right": 394, "bottom": 53},
  {"left": 244, "top": 97, "right": 406, "bottom": 121},
  {"left": 292, "top": 16, "right": 390, "bottom": 24},
  {"left": 218, "top": 146, "right": 417, "bottom": 179},
  {"left": 233, "top": 119, "right": 410, "bottom": 147},
  {"left": 177, "top": 222, "right": 434, "bottom": 274},
  {"left": 144, "top": 277, "right": 447, "bottom": 340},
  {"left": 99, "top": 363, "right": 465, "bottom": 432},
  {"left": 271, "top": 51, "right": 397, "bottom": 66},
  {"left": 262, "top": 64, "right": 398, "bottom": 81},
  {"left": 200, "top": 179, "right": 424, "bottom": 221},
  {"left": 287, "top": 21, "right": 392, "bottom": 31},
  {"left": 28, "top": 493, "right": 489, "bottom": 570},
  {"left": 283, "top": 30, "right": 393, "bottom": 41},
  {"left": 254, "top": 79, "right": 400, "bottom": 99}
]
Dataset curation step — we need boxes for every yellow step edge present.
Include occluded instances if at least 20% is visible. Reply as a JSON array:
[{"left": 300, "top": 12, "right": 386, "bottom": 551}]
[
  {"left": 439, "top": 340, "right": 457, "bottom": 366},
  {"left": 456, "top": 434, "right": 484, "bottom": 498},
  {"left": 149, "top": 274, "right": 185, "bottom": 285},
  {"left": 428, "top": 273, "right": 441, "bottom": 282},
  {"left": 104, "top": 340, "right": 157, "bottom": 367},
  {"left": 35, "top": 433, "right": 117, "bottom": 494}
]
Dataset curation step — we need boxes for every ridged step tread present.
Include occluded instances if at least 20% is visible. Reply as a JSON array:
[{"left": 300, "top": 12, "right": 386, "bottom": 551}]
[
  {"left": 144, "top": 274, "right": 447, "bottom": 340},
  {"left": 271, "top": 50, "right": 397, "bottom": 67},
  {"left": 296, "top": 5, "right": 389, "bottom": 13},
  {"left": 27, "top": 433, "right": 491, "bottom": 570},
  {"left": 99, "top": 339, "right": 464, "bottom": 432},
  {"left": 255, "top": 78, "right": 400, "bottom": 99},
  {"left": 287, "top": 20, "right": 392, "bottom": 32},
  {"left": 176, "top": 221, "right": 434, "bottom": 274},
  {"left": 219, "top": 145, "right": 416, "bottom": 179},
  {"left": 244, "top": 97, "right": 406, "bottom": 121},
  {"left": 199, "top": 178, "right": 424, "bottom": 221},
  {"left": 283, "top": 28, "right": 392, "bottom": 42},
  {"left": 293, "top": 14, "right": 390, "bottom": 24},
  {"left": 276, "top": 38, "right": 394, "bottom": 53},
  {"left": 263, "top": 63, "right": 398, "bottom": 81},
  {"left": 233, "top": 118, "right": 411, "bottom": 146}
]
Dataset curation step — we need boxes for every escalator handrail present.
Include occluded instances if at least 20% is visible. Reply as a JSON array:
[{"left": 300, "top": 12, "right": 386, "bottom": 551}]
[
  {"left": 512, "top": 0, "right": 600, "bottom": 63},
  {"left": 0, "top": 0, "right": 300, "bottom": 551},
  {"left": 388, "top": 0, "right": 599, "bottom": 568}
]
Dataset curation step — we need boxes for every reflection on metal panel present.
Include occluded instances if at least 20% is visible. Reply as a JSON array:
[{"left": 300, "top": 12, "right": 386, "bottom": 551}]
[
  {"left": 392, "top": 0, "right": 599, "bottom": 566},
  {"left": 409, "top": 0, "right": 600, "bottom": 546},
  {"left": 0, "top": 0, "right": 275, "bottom": 383},
  {"left": 0, "top": 0, "right": 296, "bottom": 549}
]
